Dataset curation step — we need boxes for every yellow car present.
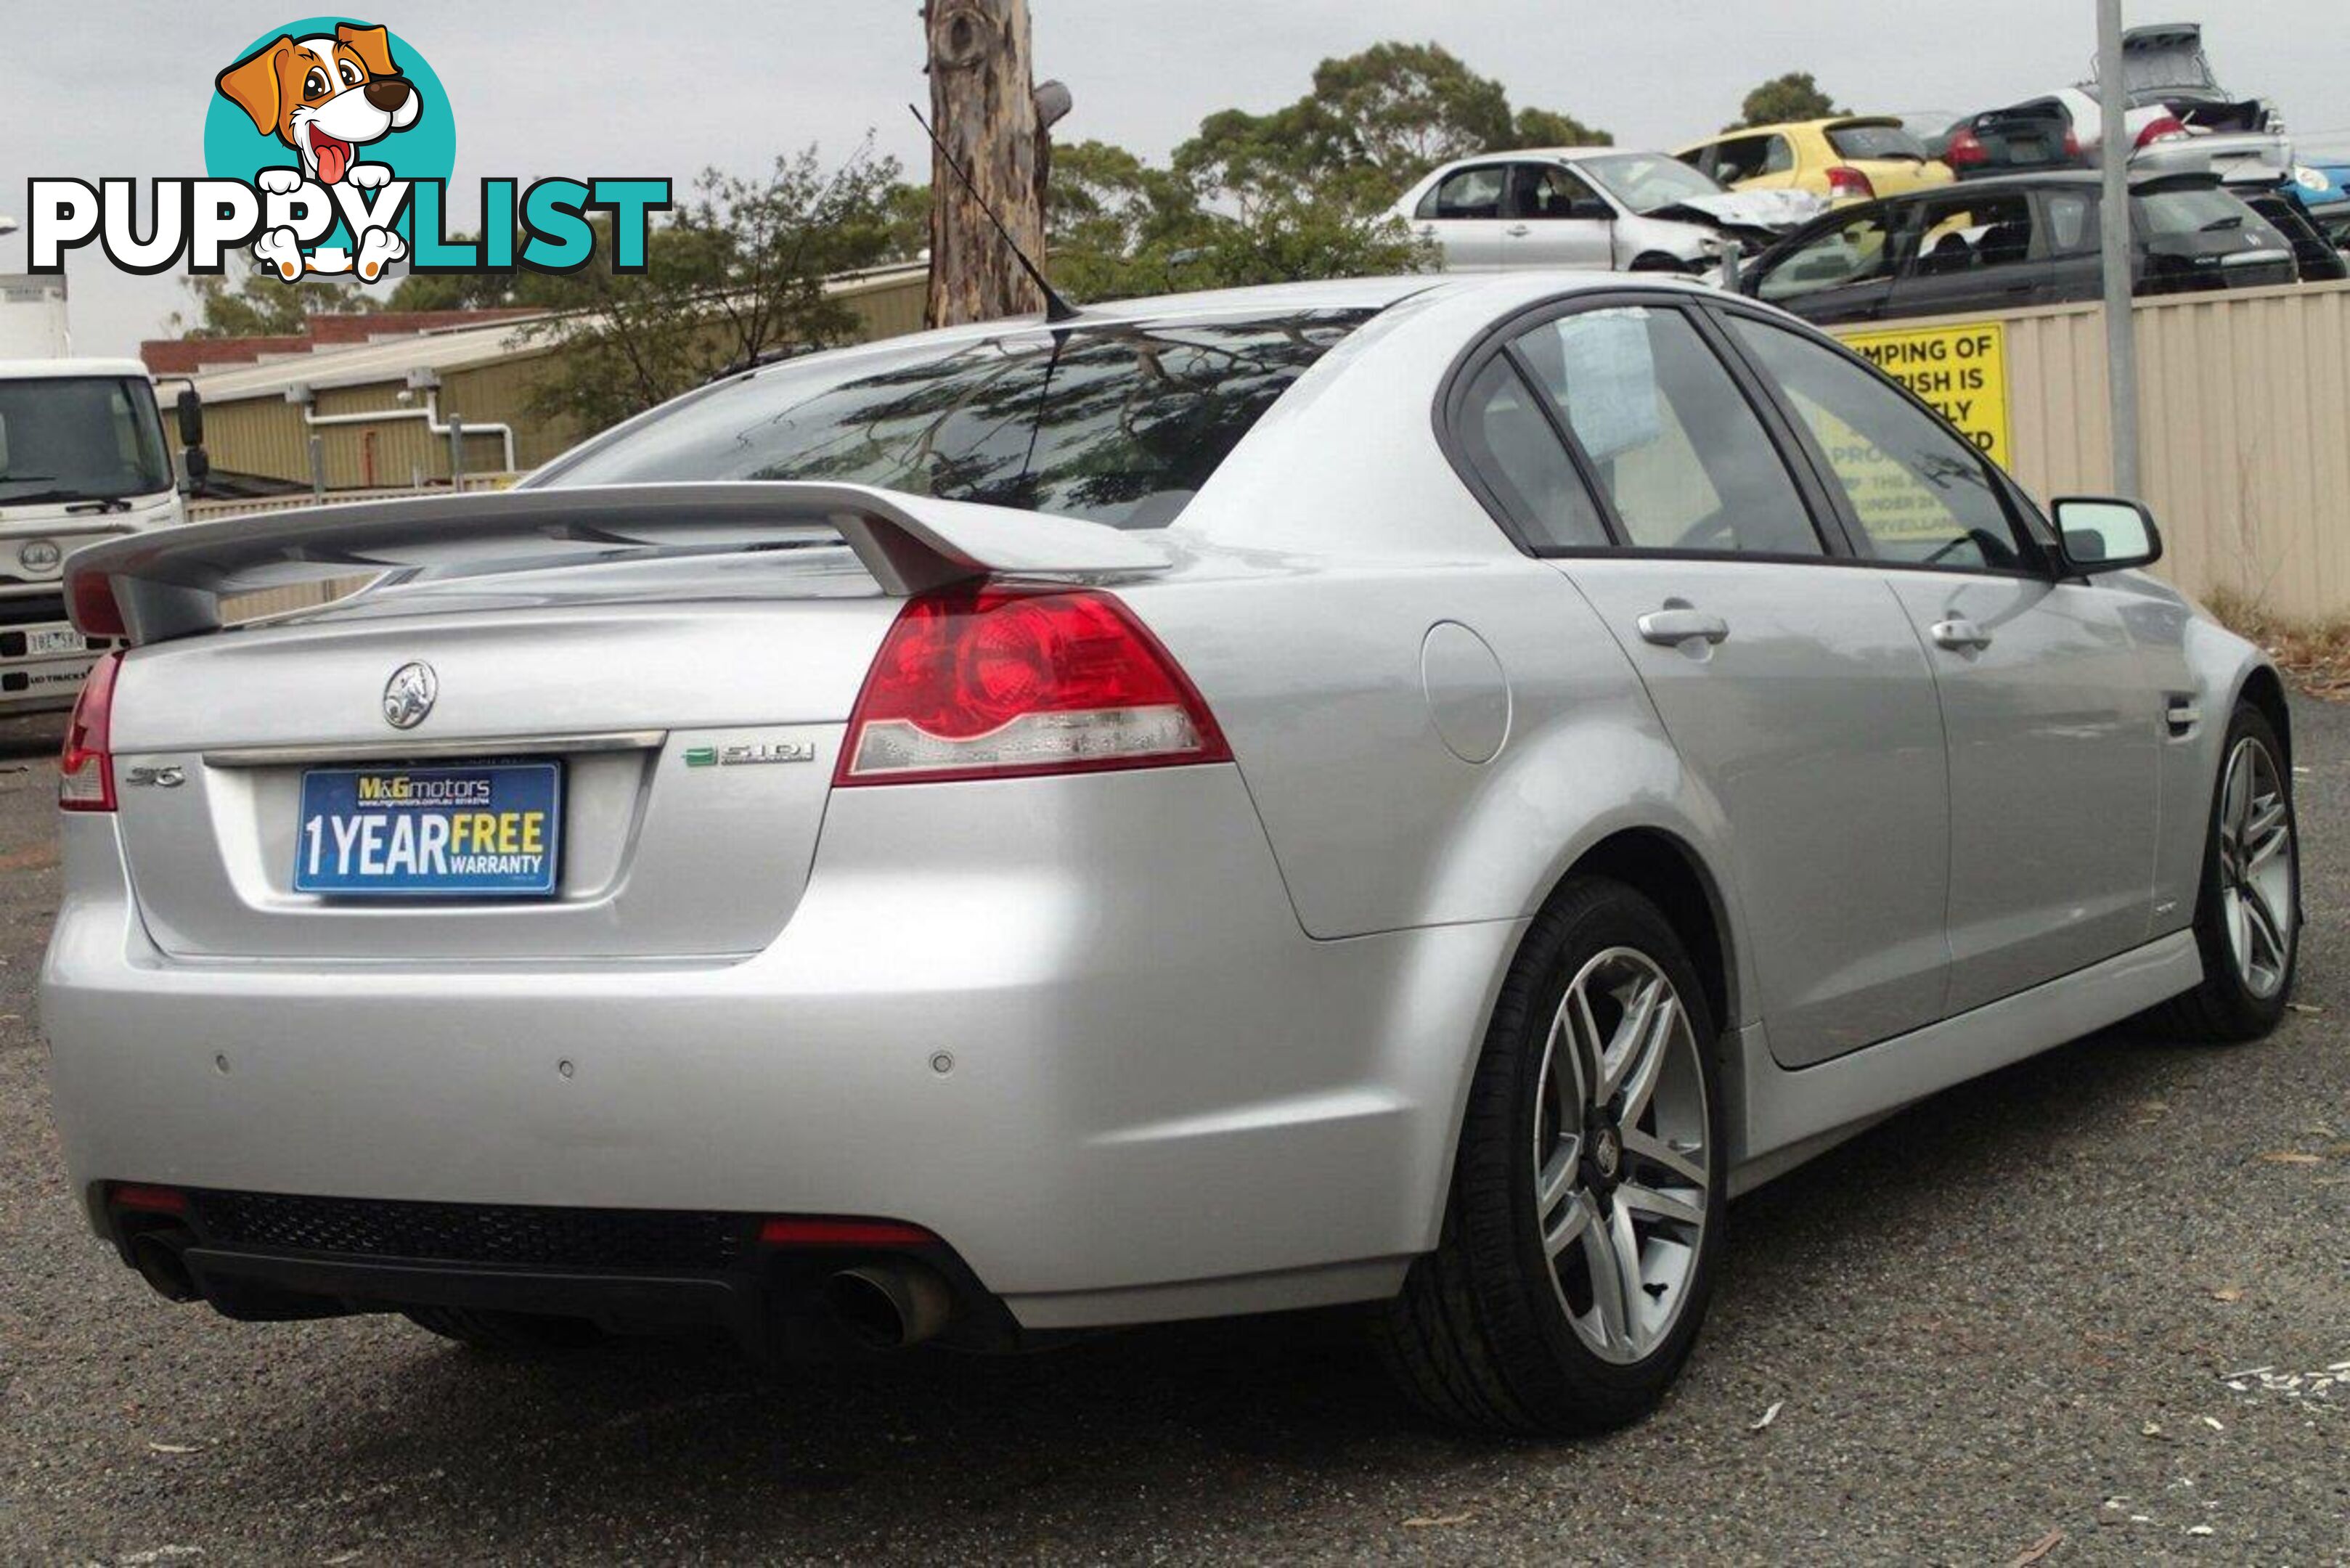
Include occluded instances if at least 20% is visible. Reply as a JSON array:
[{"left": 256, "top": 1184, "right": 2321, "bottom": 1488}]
[{"left": 1677, "top": 116, "right": 1956, "bottom": 205}]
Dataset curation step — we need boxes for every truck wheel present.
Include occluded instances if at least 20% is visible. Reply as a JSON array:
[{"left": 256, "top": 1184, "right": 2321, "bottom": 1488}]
[{"left": 1376, "top": 877, "right": 1724, "bottom": 1434}]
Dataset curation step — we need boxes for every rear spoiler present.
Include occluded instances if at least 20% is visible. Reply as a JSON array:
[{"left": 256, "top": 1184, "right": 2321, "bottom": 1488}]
[{"left": 64, "top": 482, "right": 1175, "bottom": 646}]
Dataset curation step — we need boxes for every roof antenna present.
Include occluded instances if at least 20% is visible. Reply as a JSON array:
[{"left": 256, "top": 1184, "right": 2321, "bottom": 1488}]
[{"left": 908, "top": 102, "right": 1080, "bottom": 324}]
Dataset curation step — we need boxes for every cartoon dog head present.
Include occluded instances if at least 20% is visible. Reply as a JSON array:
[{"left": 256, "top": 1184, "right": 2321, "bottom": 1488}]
[{"left": 216, "top": 24, "right": 420, "bottom": 186}]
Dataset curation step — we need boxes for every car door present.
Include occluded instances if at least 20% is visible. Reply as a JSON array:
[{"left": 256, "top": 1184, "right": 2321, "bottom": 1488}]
[
  {"left": 1409, "top": 163, "right": 1509, "bottom": 270},
  {"left": 1749, "top": 202, "right": 1910, "bottom": 324},
  {"left": 1723, "top": 311, "right": 2161, "bottom": 1015},
  {"left": 1501, "top": 162, "right": 1617, "bottom": 269},
  {"left": 2033, "top": 187, "right": 2108, "bottom": 303},
  {"left": 1884, "top": 188, "right": 2052, "bottom": 318},
  {"left": 1463, "top": 297, "right": 1954, "bottom": 1063}
]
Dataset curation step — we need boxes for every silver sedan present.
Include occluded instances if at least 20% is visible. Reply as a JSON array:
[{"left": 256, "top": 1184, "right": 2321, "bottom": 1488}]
[{"left": 43, "top": 273, "right": 2300, "bottom": 1434}]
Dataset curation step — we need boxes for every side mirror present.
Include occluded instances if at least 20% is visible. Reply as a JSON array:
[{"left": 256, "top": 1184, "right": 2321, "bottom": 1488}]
[
  {"left": 1567, "top": 197, "right": 1615, "bottom": 223},
  {"left": 175, "top": 387, "right": 205, "bottom": 448},
  {"left": 2049, "top": 496, "right": 2162, "bottom": 574}
]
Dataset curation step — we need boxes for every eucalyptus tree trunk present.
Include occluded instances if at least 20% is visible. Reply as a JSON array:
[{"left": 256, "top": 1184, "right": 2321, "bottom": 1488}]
[{"left": 922, "top": 0, "right": 1048, "bottom": 327}]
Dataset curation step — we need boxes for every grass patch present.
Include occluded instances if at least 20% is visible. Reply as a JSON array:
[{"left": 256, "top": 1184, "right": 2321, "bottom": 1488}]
[{"left": 2206, "top": 588, "right": 2350, "bottom": 703}]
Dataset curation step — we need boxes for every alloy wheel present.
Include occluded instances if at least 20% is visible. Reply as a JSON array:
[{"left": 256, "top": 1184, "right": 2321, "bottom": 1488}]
[
  {"left": 2218, "top": 735, "right": 2295, "bottom": 1000},
  {"left": 1531, "top": 947, "right": 1710, "bottom": 1365}
]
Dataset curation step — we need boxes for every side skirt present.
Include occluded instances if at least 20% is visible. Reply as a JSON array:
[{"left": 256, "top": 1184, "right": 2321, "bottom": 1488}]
[{"left": 1728, "top": 931, "right": 2202, "bottom": 1191}]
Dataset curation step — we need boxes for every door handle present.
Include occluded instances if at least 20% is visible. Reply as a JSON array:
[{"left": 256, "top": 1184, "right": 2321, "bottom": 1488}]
[
  {"left": 1930, "top": 617, "right": 1994, "bottom": 652},
  {"left": 1505, "top": 224, "right": 1531, "bottom": 237},
  {"left": 1637, "top": 608, "right": 1731, "bottom": 647}
]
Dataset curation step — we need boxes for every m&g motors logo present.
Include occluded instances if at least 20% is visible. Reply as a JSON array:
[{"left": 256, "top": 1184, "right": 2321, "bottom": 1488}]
[{"left": 24, "top": 17, "right": 668, "bottom": 285}]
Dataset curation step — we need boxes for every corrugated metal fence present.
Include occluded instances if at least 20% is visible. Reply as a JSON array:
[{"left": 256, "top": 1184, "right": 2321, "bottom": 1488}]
[{"left": 1831, "top": 277, "right": 2350, "bottom": 623}]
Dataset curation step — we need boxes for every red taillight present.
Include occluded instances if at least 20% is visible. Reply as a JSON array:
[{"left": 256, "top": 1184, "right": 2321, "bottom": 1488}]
[
  {"left": 835, "top": 583, "right": 1231, "bottom": 786},
  {"left": 58, "top": 650, "right": 122, "bottom": 813},
  {"left": 109, "top": 1183, "right": 189, "bottom": 1216},
  {"left": 2135, "top": 115, "right": 2187, "bottom": 149},
  {"left": 68, "top": 569, "right": 126, "bottom": 639},
  {"left": 1945, "top": 130, "right": 1987, "bottom": 168},
  {"left": 2063, "top": 128, "right": 2083, "bottom": 160},
  {"left": 758, "top": 1217, "right": 937, "bottom": 1247},
  {"left": 1826, "top": 166, "right": 1877, "bottom": 201}
]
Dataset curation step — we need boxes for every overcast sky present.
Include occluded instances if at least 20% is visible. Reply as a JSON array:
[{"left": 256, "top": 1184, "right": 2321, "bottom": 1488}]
[{"left": 7, "top": 1, "right": 2346, "bottom": 358}]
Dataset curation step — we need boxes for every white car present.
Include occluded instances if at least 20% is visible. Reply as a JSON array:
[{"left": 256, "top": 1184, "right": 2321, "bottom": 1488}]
[{"left": 1392, "top": 149, "right": 1825, "bottom": 274}]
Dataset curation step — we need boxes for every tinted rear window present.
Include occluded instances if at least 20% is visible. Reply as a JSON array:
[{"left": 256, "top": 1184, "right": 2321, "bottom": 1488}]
[
  {"left": 539, "top": 311, "right": 1369, "bottom": 528},
  {"left": 2139, "top": 188, "right": 2289, "bottom": 250},
  {"left": 1827, "top": 123, "right": 1929, "bottom": 162}
]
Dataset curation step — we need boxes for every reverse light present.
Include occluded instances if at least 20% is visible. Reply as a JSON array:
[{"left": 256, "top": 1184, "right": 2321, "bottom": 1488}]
[
  {"left": 836, "top": 583, "right": 1231, "bottom": 785},
  {"left": 58, "top": 650, "right": 123, "bottom": 812}
]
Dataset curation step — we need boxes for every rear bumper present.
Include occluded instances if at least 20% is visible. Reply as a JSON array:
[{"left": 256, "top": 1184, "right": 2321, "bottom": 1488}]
[
  {"left": 43, "top": 766, "right": 1519, "bottom": 1331},
  {"left": 105, "top": 1189, "right": 1013, "bottom": 1355}
]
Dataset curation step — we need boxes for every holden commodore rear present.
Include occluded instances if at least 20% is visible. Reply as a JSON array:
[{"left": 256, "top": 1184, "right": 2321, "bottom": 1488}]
[{"left": 42, "top": 278, "right": 2298, "bottom": 1433}]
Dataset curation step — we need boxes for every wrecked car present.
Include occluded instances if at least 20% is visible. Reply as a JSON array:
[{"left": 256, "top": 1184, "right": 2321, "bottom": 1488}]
[
  {"left": 1392, "top": 148, "right": 1824, "bottom": 274},
  {"left": 1949, "top": 23, "right": 2292, "bottom": 189}
]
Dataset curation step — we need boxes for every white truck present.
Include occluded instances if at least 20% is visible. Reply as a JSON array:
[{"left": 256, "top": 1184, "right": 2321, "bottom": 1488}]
[{"left": 1, "top": 274, "right": 204, "bottom": 714}]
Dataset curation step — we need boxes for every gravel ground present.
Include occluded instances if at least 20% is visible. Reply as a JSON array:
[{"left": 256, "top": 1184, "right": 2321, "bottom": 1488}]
[{"left": 1, "top": 701, "right": 2343, "bottom": 1567}]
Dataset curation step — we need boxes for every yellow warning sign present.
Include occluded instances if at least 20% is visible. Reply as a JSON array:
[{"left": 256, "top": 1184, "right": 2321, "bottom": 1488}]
[{"left": 1836, "top": 321, "right": 2010, "bottom": 469}]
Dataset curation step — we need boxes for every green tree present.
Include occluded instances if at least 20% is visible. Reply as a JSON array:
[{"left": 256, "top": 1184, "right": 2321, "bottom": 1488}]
[
  {"left": 1506, "top": 106, "right": 1612, "bottom": 150},
  {"left": 386, "top": 218, "right": 629, "bottom": 311},
  {"left": 1037, "top": 41, "right": 1623, "bottom": 301},
  {"left": 1726, "top": 72, "right": 1842, "bottom": 131},
  {"left": 1171, "top": 41, "right": 1609, "bottom": 217},
  {"left": 170, "top": 253, "right": 375, "bottom": 337},
  {"left": 521, "top": 144, "right": 905, "bottom": 433},
  {"left": 1171, "top": 196, "right": 1429, "bottom": 290}
]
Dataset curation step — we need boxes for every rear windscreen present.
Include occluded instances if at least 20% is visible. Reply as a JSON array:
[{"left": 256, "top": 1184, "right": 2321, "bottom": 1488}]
[
  {"left": 537, "top": 310, "right": 1370, "bottom": 529},
  {"left": 1827, "top": 123, "right": 1929, "bottom": 162},
  {"left": 2139, "top": 188, "right": 2290, "bottom": 251}
]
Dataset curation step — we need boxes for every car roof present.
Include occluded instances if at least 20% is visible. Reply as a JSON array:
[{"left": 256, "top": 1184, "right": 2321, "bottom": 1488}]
[
  {"left": 1864, "top": 169, "right": 2227, "bottom": 200},
  {"left": 1692, "top": 115, "right": 1905, "bottom": 142},
  {"left": 726, "top": 271, "right": 1702, "bottom": 395}
]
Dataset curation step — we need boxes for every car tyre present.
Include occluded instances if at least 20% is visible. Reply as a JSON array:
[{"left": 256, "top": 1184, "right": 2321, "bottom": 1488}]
[
  {"left": 2153, "top": 701, "right": 2299, "bottom": 1042},
  {"left": 1376, "top": 876, "right": 1725, "bottom": 1435},
  {"left": 403, "top": 1306, "right": 609, "bottom": 1355}
]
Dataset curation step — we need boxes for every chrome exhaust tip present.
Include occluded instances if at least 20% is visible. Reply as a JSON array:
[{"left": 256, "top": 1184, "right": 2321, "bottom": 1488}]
[{"left": 822, "top": 1259, "right": 953, "bottom": 1349}]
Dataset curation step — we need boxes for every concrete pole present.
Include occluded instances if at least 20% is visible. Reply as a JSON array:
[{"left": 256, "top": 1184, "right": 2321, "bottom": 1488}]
[{"left": 2097, "top": 0, "right": 2142, "bottom": 497}]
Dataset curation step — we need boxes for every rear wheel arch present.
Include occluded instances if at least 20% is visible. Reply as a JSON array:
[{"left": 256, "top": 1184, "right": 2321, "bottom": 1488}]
[{"left": 1559, "top": 828, "right": 1739, "bottom": 1044}]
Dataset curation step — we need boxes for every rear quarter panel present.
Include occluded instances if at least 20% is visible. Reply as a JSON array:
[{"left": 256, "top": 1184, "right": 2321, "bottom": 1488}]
[
  {"left": 1131, "top": 279, "right": 1758, "bottom": 1017},
  {"left": 1130, "top": 558, "right": 1736, "bottom": 948}
]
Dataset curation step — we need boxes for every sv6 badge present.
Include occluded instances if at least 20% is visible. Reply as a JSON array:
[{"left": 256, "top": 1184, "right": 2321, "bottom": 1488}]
[{"left": 684, "top": 741, "right": 816, "bottom": 768}]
